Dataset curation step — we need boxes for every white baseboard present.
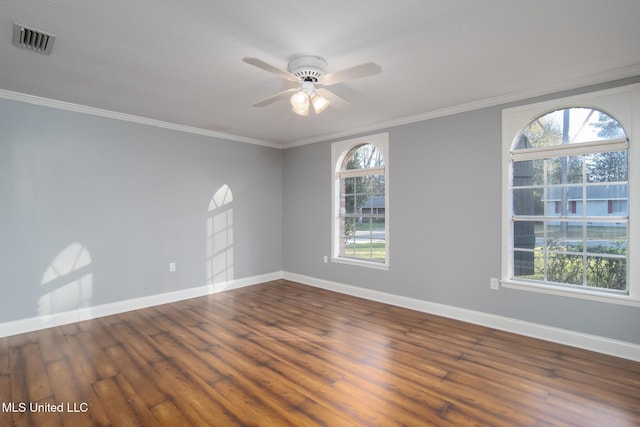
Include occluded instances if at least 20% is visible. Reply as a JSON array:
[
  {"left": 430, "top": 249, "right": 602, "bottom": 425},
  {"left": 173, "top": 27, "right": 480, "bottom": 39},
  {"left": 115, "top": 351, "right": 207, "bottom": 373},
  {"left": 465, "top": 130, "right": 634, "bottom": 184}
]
[
  {"left": 0, "top": 271, "right": 283, "bottom": 338},
  {"left": 282, "top": 272, "right": 640, "bottom": 362}
]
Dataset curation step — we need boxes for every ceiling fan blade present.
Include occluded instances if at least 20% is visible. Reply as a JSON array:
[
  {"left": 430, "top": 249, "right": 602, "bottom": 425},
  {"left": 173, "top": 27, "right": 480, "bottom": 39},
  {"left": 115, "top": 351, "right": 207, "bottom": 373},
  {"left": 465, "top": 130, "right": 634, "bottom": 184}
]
[
  {"left": 316, "top": 88, "right": 349, "bottom": 109},
  {"left": 319, "top": 62, "right": 381, "bottom": 86},
  {"left": 243, "top": 57, "right": 300, "bottom": 83},
  {"left": 253, "top": 88, "right": 298, "bottom": 107}
]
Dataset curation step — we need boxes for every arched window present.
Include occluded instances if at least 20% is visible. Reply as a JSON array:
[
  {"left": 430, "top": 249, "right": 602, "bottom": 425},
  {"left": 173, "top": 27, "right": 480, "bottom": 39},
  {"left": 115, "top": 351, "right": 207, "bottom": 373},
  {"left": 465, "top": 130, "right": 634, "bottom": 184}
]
[
  {"left": 510, "top": 107, "right": 628, "bottom": 291},
  {"left": 500, "top": 81, "right": 640, "bottom": 302},
  {"left": 332, "top": 133, "right": 389, "bottom": 268}
]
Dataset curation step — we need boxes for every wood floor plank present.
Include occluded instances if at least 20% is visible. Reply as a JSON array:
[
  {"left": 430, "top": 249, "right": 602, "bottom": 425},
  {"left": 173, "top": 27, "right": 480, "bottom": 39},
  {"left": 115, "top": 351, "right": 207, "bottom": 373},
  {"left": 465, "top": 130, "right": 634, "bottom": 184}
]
[
  {"left": 0, "top": 337, "right": 9, "bottom": 375},
  {"left": 151, "top": 314, "right": 333, "bottom": 426},
  {"left": 201, "top": 344, "right": 354, "bottom": 427},
  {"left": 75, "top": 330, "right": 119, "bottom": 380},
  {"left": 104, "top": 344, "right": 167, "bottom": 408},
  {"left": 111, "top": 321, "right": 166, "bottom": 364},
  {"left": 85, "top": 318, "right": 119, "bottom": 349},
  {"left": 105, "top": 321, "right": 227, "bottom": 426},
  {"left": 92, "top": 377, "right": 142, "bottom": 425},
  {"left": 61, "top": 336, "right": 111, "bottom": 426},
  {"left": 183, "top": 318, "right": 363, "bottom": 426},
  {"left": 8, "top": 347, "right": 31, "bottom": 427},
  {"left": 0, "top": 375, "right": 16, "bottom": 427},
  {"left": 151, "top": 400, "right": 192, "bottom": 427},
  {"left": 188, "top": 309, "right": 391, "bottom": 425},
  {"left": 29, "top": 397, "right": 62, "bottom": 427},
  {"left": 46, "top": 359, "right": 94, "bottom": 427},
  {"left": 1, "top": 279, "right": 639, "bottom": 426},
  {"left": 151, "top": 359, "right": 241, "bottom": 426},
  {"left": 35, "top": 328, "right": 66, "bottom": 365},
  {"left": 21, "top": 342, "right": 52, "bottom": 402},
  {"left": 114, "top": 373, "right": 163, "bottom": 426}
]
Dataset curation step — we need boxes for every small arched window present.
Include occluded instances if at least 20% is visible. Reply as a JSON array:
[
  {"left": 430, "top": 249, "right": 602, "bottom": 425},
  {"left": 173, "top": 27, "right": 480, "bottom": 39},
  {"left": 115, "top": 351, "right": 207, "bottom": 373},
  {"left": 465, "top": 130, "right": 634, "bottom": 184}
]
[
  {"left": 510, "top": 107, "right": 628, "bottom": 291},
  {"left": 332, "top": 133, "right": 389, "bottom": 268}
]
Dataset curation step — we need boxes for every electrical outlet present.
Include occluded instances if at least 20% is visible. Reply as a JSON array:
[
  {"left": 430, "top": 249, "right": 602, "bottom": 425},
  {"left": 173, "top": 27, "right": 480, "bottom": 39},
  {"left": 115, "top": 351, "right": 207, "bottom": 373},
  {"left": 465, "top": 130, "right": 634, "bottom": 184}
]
[
  {"left": 323, "top": 255, "right": 328, "bottom": 264},
  {"left": 490, "top": 278, "right": 499, "bottom": 290},
  {"left": 169, "top": 262, "right": 176, "bottom": 272}
]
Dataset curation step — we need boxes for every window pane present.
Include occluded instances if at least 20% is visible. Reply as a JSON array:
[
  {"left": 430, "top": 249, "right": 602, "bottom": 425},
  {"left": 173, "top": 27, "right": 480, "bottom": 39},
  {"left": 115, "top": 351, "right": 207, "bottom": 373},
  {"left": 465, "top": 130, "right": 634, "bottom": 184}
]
[
  {"left": 520, "top": 114, "right": 563, "bottom": 148},
  {"left": 546, "top": 221, "right": 583, "bottom": 252},
  {"left": 343, "top": 217, "right": 386, "bottom": 262},
  {"left": 339, "top": 171, "right": 386, "bottom": 263},
  {"left": 547, "top": 187, "right": 582, "bottom": 216},
  {"left": 547, "top": 253, "right": 583, "bottom": 285},
  {"left": 585, "top": 222, "right": 627, "bottom": 255},
  {"left": 513, "top": 221, "right": 539, "bottom": 249},
  {"left": 547, "top": 156, "right": 583, "bottom": 185},
  {"left": 342, "top": 217, "right": 357, "bottom": 246},
  {"left": 586, "top": 151, "right": 628, "bottom": 183},
  {"left": 608, "top": 200, "right": 626, "bottom": 215},
  {"left": 589, "top": 111, "right": 626, "bottom": 140},
  {"left": 369, "top": 174, "right": 385, "bottom": 194},
  {"left": 355, "top": 194, "right": 369, "bottom": 213},
  {"left": 343, "top": 144, "right": 384, "bottom": 170},
  {"left": 585, "top": 184, "right": 628, "bottom": 216},
  {"left": 344, "top": 195, "right": 356, "bottom": 214},
  {"left": 513, "top": 250, "right": 537, "bottom": 279},
  {"left": 518, "top": 108, "right": 623, "bottom": 149},
  {"left": 513, "top": 160, "right": 543, "bottom": 186},
  {"left": 343, "top": 177, "right": 355, "bottom": 195},
  {"left": 587, "top": 257, "right": 626, "bottom": 290},
  {"left": 513, "top": 188, "right": 543, "bottom": 215}
]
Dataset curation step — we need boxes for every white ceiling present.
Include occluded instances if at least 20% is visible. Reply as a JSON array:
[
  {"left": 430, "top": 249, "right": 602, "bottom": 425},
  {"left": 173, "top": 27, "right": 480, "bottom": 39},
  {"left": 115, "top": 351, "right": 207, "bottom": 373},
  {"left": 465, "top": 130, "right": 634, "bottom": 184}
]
[{"left": 1, "top": 0, "right": 640, "bottom": 148}]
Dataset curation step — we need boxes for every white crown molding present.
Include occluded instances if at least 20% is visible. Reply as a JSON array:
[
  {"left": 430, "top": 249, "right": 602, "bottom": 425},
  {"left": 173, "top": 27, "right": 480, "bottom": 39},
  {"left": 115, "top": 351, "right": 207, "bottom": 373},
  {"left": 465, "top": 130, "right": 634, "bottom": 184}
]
[
  {"left": 282, "top": 272, "right": 640, "bottom": 362},
  {"left": 2, "top": 64, "right": 640, "bottom": 150},
  {"left": 284, "top": 64, "right": 640, "bottom": 148},
  {"left": 0, "top": 271, "right": 283, "bottom": 339},
  {"left": 0, "top": 88, "right": 280, "bottom": 149}
]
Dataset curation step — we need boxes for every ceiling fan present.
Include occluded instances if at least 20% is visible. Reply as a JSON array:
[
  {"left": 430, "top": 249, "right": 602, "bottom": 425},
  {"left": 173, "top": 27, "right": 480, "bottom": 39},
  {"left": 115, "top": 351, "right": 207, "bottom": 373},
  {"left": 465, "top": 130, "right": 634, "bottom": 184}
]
[{"left": 243, "top": 55, "right": 381, "bottom": 116}]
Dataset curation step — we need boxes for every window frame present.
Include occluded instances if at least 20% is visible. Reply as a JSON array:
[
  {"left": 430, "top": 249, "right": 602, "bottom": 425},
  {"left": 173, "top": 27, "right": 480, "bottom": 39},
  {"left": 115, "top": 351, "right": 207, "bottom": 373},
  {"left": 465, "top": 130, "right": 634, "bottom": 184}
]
[
  {"left": 331, "top": 133, "right": 389, "bottom": 270},
  {"left": 501, "top": 84, "right": 640, "bottom": 306}
]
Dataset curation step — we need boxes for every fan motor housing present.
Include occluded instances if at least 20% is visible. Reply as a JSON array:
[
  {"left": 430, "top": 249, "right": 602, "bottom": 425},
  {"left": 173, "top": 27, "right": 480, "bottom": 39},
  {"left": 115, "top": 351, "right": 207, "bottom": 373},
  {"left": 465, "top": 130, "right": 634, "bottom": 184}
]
[{"left": 288, "top": 55, "right": 327, "bottom": 81}]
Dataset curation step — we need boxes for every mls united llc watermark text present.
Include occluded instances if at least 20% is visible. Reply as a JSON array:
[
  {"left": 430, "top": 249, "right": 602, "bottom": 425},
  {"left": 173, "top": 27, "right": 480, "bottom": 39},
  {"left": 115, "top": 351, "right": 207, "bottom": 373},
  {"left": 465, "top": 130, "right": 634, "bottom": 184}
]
[{"left": 2, "top": 401, "right": 89, "bottom": 413}]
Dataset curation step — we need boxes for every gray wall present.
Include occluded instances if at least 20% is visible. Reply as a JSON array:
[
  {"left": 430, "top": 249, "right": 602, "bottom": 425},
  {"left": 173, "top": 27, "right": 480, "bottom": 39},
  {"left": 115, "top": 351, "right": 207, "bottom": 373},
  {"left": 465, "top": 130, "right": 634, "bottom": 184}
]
[
  {"left": 0, "top": 98, "right": 283, "bottom": 323},
  {"left": 2, "top": 77, "right": 639, "bottom": 345},
  {"left": 283, "top": 77, "right": 640, "bottom": 345}
]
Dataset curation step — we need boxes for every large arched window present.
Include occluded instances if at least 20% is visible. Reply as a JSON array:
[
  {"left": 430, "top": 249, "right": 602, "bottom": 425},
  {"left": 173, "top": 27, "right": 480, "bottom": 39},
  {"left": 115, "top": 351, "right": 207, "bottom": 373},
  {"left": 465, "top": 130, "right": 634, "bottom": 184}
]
[
  {"left": 502, "top": 84, "right": 639, "bottom": 303},
  {"left": 332, "top": 133, "right": 389, "bottom": 269},
  {"left": 511, "top": 108, "right": 628, "bottom": 290}
]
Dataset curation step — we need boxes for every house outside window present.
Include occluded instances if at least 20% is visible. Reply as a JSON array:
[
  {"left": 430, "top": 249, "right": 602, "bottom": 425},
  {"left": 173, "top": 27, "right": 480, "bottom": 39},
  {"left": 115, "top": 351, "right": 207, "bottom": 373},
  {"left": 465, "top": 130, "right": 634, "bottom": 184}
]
[
  {"left": 331, "top": 133, "right": 389, "bottom": 269},
  {"left": 502, "top": 84, "right": 640, "bottom": 305}
]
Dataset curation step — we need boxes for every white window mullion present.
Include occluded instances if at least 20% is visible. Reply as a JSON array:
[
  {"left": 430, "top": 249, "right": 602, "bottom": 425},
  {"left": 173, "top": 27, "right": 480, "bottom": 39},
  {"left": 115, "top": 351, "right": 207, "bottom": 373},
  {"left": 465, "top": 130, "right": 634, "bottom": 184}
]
[{"left": 513, "top": 138, "right": 627, "bottom": 162}]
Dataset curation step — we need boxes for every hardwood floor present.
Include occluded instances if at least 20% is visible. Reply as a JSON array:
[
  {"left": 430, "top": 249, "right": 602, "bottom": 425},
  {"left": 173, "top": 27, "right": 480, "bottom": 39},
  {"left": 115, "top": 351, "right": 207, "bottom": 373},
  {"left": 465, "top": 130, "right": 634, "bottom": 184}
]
[{"left": 1, "top": 279, "right": 639, "bottom": 426}]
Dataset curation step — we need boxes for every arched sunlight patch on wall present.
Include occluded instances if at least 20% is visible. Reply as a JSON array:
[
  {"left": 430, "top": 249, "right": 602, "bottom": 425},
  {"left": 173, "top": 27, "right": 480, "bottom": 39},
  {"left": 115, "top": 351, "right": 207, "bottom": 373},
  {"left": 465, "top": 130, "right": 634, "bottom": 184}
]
[
  {"left": 39, "top": 242, "right": 93, "bottom": 316},
  {"left": 207, "top": 184, "right": 234, "bottom": 288}
]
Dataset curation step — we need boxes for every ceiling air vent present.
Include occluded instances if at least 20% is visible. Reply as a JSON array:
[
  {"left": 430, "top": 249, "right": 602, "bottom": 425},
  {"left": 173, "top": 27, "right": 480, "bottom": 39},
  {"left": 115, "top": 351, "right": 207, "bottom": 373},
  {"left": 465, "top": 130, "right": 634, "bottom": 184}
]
[{"left": 12, "top": 23, "right": 55, "bottom": 55}]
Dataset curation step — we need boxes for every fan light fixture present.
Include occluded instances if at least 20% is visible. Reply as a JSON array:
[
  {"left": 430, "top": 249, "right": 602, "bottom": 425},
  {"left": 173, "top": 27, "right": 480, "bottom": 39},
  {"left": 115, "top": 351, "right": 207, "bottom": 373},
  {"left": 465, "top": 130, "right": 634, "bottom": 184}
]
[
  {"left": 311, "top": 93, "right": 330, "bottom": 114},
  {"left": 290, "top": 79, "right": 329, "bottom": 116},
  {"left": 290, "top": 90, "right": 310, "bottom": 116},
  {"left": 243, "top": 55, "right": 381, "bottom": 116}
]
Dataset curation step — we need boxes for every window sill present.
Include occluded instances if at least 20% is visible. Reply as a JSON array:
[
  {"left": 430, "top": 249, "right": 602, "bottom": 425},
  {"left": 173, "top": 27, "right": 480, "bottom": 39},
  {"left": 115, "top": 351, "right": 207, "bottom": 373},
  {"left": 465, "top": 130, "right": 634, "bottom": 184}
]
[
  {"left": 331, "top": 257, "right": 389, "bottom": 271},
  {"left": 500, "top": 279, "right": 640, "bottom": 307}
]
